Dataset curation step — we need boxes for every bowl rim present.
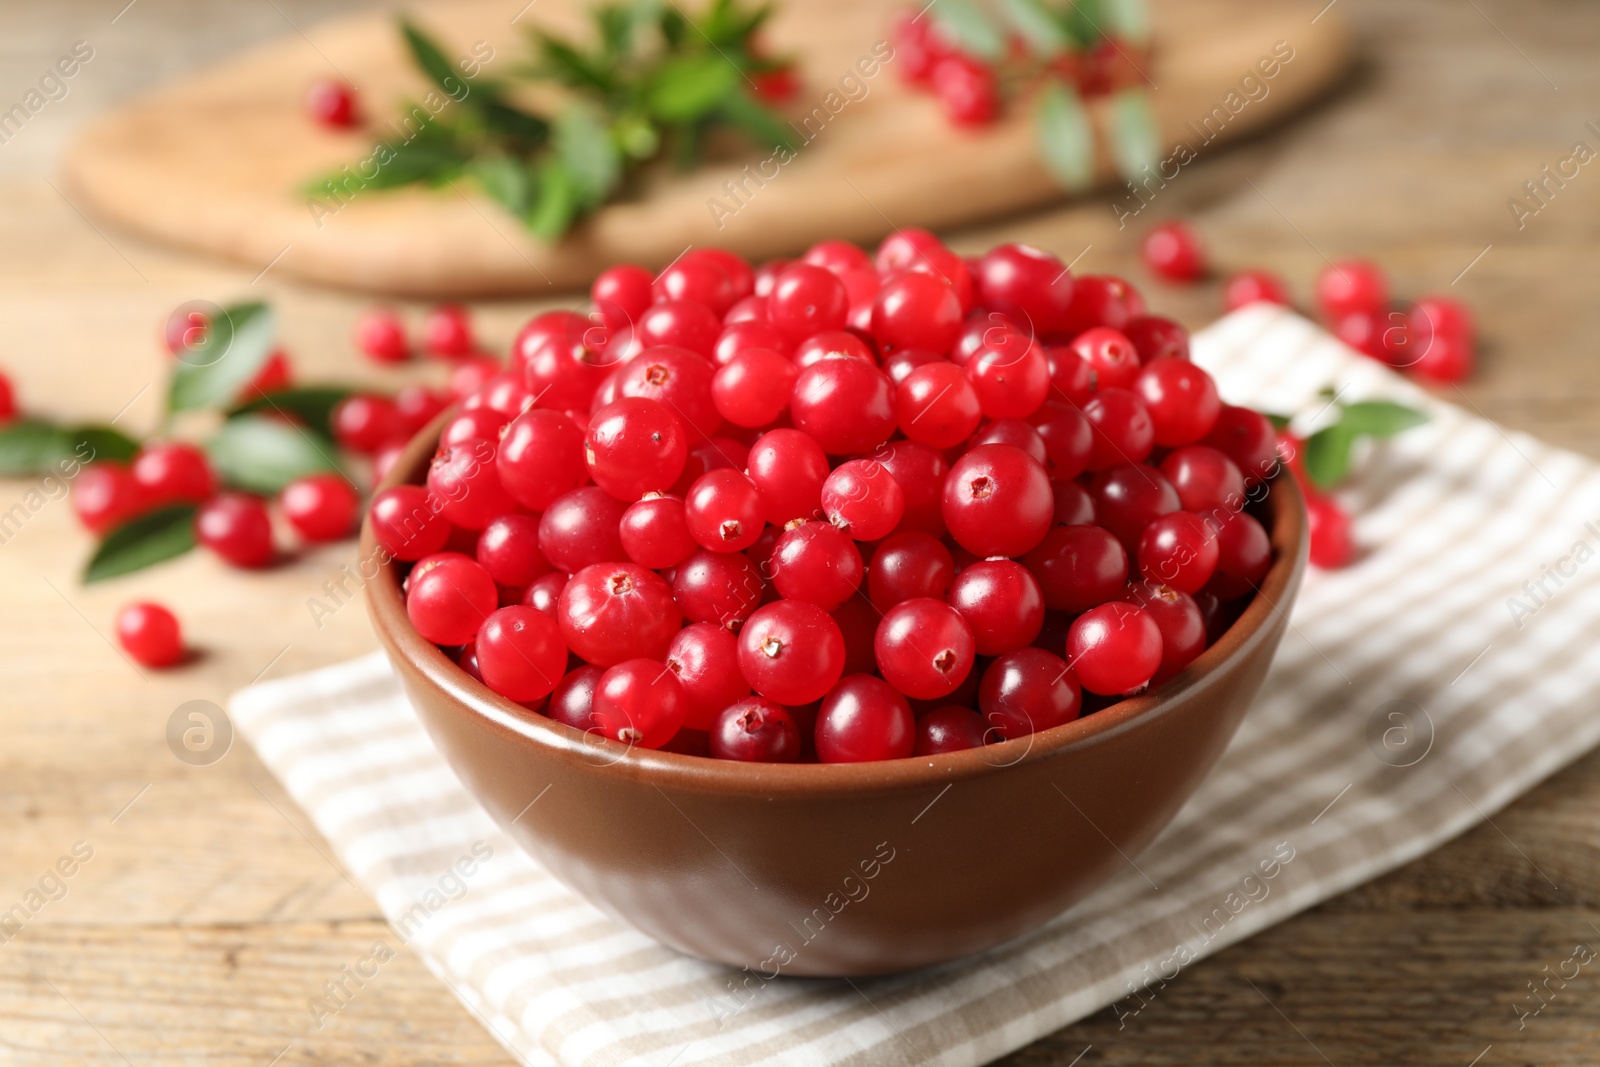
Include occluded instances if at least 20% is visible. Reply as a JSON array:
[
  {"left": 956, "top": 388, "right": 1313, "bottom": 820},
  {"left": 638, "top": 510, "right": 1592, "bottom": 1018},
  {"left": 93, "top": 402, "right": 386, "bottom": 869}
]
[{"left": 363, "top": 408, "right": 1308, "bottom": 799}]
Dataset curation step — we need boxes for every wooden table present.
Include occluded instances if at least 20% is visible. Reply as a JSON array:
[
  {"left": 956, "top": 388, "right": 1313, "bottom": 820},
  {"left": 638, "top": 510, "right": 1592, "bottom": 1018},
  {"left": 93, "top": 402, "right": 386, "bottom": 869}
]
[{"left": 2, "top": 1, "right": 1597, "bottom": 1063}]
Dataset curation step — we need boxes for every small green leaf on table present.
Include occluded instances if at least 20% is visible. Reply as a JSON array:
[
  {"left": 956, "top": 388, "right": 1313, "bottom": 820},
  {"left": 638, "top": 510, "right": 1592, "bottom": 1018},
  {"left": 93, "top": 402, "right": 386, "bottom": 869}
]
[
  {"left": 0, "top": 420, "right": 138, "bottom": 475},
  {"left": 83, "top": 504, "right": 198, "bottom": 584},
  {"left": 168, "top": 302, "right": 277, "bottom": 414},
  {"left": 227, "top": 386, "right": 354, "bottom": 438},
  {"left": 1036, "top": 83, "right": 1095, "bottom": 193},
  {"left": 206, "top": 415, "right": 344, "bottom": 495},
  {"left": 1303, "top": 423, "right": 1356, "bottom": 490},
  {"left": 1338, "top": 399, "right": 1430, "bottom": 438}
]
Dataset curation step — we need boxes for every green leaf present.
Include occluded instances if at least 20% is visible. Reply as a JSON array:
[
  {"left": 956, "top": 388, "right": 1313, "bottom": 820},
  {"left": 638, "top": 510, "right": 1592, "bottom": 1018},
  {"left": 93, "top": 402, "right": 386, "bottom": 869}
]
[
  {"left": 929, "top": 0, "right": 1006, "bottom": 61},
  {"left": 1303, "top": 423, "right": 1356, "bottom": 491},
  {"left": 717, "top": 88, "right": 794, "bottom": 152},
  {"left": 206, "top": 415, "right": 344, "bottom": 494},
  {"left": 401, "top": 20, "right": 468, "bottom": 97},
  {"left": 1061, "top": 0, "right": 1105, "bottom": 48},
  {"left": 553, "top": 105, "right": 621, "bottom": 208},
  {"left": 1108, "top": 89, "right": 1160, "bottom": 180},
  {"left": 1035, "top": 83, "right": 1095, "bottom": 193},
  {"left": 645, "top": 54, "right": 738, "bottom": 122},
  {"left": 228, "top": 386, "right": 354, "bottom": 437},
  {"left": 1101, "top": 0, "right": 1150, "bottom": 47},
  {"left": 71, "top": 425, "right": 140, "bottom": 464},
  {"left": 1338, "top": 400, "right": 1429, "bottom": 439},
  {"left": 168, "top": 303, "right": 277, "bottom": 414},
  {"left": 83, "top": 504, "right": 198, "bottom": 584},
  {"left": 479, "top": 101, "right": 550, "bottom": 147},
  {"left": 525, "top": 161, "right": 580, "bottom": 241},
  {"left": 998, "top": 0, "right": 1068, "bottom": 56},
  {"left": 0, "top": 419, "right": 75, "bottom": 476},
  {"left": 533, "top": 35, "right": 616, "bottom": 94},
  {"left": 469, "top": 154, "right": 535, "bottom": 215}
]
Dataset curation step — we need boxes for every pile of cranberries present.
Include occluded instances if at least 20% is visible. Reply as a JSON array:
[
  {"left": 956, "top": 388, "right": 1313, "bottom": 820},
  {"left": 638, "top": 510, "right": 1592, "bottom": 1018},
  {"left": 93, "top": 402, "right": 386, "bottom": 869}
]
[{"left": 371, "top": 233, "right": 1281, "bottom": 764}]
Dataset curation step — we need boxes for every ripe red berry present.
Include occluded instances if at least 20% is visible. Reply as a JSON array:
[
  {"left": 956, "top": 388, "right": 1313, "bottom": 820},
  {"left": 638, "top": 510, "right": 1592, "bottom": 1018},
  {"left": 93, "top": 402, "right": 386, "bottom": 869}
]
[
  {"left": 281, "top": 473, "right": 359, "bottom": 543},
  {"left": 585, "top": 396, "right": 687, "bottom": 502},
  {"left": 1022, "top": 524, "right": 1127, "bottom": 612},
  {"left": 1223, "top": 270, "right": 1291, "bottom": 311},
  {"left": 394, "top": 384, "right": 448, "bottom": 437},
  {"left": 475, "top": 605, "right": 568, "bottom": 703},
  {"left": 558, "top": 563, "right": 682, "bottom": 667},
  {"left": 666, "top": 623, "right": 751, "bottom": 730},
  {"left": 932, "top": 53, "right": 999, "bottom": 125},
  {"left": 0, "top": 371, "right": 14, "bottom": 424},
  {"left": 546, "top": 665, "right": 603, "bottom": 732},
  {"left": 465, "top": 373, "right": 532, "bottom": 419},
  {"left": 790, "top": 358, "right": 896, "bottom": 456},
  {"left": 874, "top": 597, "right": 975, "bottom": 700},
  {"left": 592, "top": 264, "right": 654, "bottom": 325},
  {"left": 196, "top": 493, "right": 274, "bottom": 568},
  {"left": 522, "top": 571, "right": 569, "bottom": 616},
  {"left": 475, "top": 514, "right": 551, "bottom": 589},
  {"left": 637, "top": 300, "right": 721, "bottom": 359},
  {"left": 1203, "top": 405, "right": 1280, "bottom": 487},
  {"left": 655, "top": 257, "right": 739, "bottom": 317},
  {"left": 673, "top": 549, "right": 764, "bottom": 628},
  {"left": 914, "top": 706, "right": 989, "bottom": 755},
  {"left": 496, "top": 408, "right": 587, "bottom": 512},
  {"left": 423, "top": 304, "right": 475, "bottom": 359},
  {"left": 979, "top": 647, "right": 1081, "bottom": 739},
  {"left": 1316, "top": 259, "right": 1387, "bottom": 320},
  {"left": 941, "top": 443, "right": 1053, "bottom": 558},
  {"left": 974, "top": 244, "right": 1074, "bottom": 335},
  {"left": 1408, "top": 295, "right": 1475, "bottom": 382},
  {"left": 131, "top": 442, "right": 215, "bottom": 507},
  {"left": 1088, "top": 463, "right": 1180, "bottom": 554},
  {"left": 821, "top": 459, "right": 904, "bottom": 541},
  {"left": 369, "top": 486, "right": 449, "bottom": 561},
  {"left": 1140, "top": 221, "right": 1206, "bottom": 282},
  {"left": 537, "top": 487, "right": 627, "bottom": 574},
  {"left": 1051, "top": 479, "right": 1096, "bottom": 526},
  {"left": 592, "top": 658, "right": 688, "bottom": 749},
  {"left": 947, "top": 558, "right": 1045, "bottom": 655},
  {"left": 970, "top": 418, "right": 1048, "bottom": 466},
  {"left": 354, "top": 307, "right": 409, "bottom": 363},
  {"left": 871, "top": 270, "right": 962, "bottom": 353},
  {"left": 1061, "top": 274, "right": 1143, "bottom": 335},
  {"left": 896, "top": 362, "right": 982, "bottom": 447},
  {"left": 1122, "top": 315, "right": 1190, "bottom": 364},
  {"left": 771, "top": 520, "right": 864, "bottom": 610},
  {"left": 306, "top": 79, "right": 359, "bottom": 127},
  {"left": 767, "top": 263, "right": 850, "bottom": 343},
  {"left": 1138, "top": 511, "right": 1220, "bottom": 594},
  {"left": 1133, "top": 357, "right": 1221, "bottom": 446},
  {"left": 1032, "top": 406, "right": 1094, "bottom": 481},
  {"left": 684, "top": 468, "right": 766, "bottom": 552},
  {"left": 1046, "top": 345, "right": 1095, "bottom": 407},
  {"left": 1124, "top": 579, "right": 1207, "bottom": 683},
  {"left": 874, "top": 440, "right": 949, "bottom": 537},
  {"left": 1307, "top": 493, "right": 1355, "bottom": 568},
  {"left": 1082, "top": 387, "right": 1155, "bottom": 470},
  {"left": 116, "top": 602, "right": 184, "bottom": 668},
  {"left": 1069, "top": 327, "right": 1140, "bottom": 392},
  {"left": 965, "top": 334, "right": 1051, "bottom": 419},
  {"left": 612, "top": 345, "right": 720, "bottom": 439},
  {"left": 1066, "top": 602, "right": 1163, "bottom": 696},
  {"left": 745, "top": 428, "right": 828, "bottom": 526},
  {"left": 737, "top": 600, "right": 845, "bottom": 706},
  {"left": 1160, "top": 445, "right": 1245, "bottom": 514},
  {"left": 333, "top": 394, "right": 403, "bottom": 454},
  {"left": 406, "top": 554, "right": 496, "bottom": 645},
  {"left": 517, "top": 311, "right": 615, "bottom": 412},
  {"left": 441, "top": 408, "right": 506, "bottom": 448},
  {"left": 815, "top": 675, "right": 916, "bottom": 763},
  {"left": 427, "top": 439, "right": 517, "bottom": 530},
  {"left": 712, "top": 348, "right": 796, "bottom": 427},
  {"left": 867, "top": 531, "right": 954, "bottom": 611},
  {"left": 711, "top": 697, "right": 802, "bottom": 762},
  {"left": 1205, "top": 512, "right": 1273, "bottom": 599},
  {"left": 619, "top": 493, "right": 696, "bottom": 569}
]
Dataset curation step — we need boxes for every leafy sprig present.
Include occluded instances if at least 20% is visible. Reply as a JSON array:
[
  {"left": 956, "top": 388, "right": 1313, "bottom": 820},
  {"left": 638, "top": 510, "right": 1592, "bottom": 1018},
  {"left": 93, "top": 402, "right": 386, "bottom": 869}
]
[{"left": 1271, "top": 395, "right": 1429, "bottom": 492}]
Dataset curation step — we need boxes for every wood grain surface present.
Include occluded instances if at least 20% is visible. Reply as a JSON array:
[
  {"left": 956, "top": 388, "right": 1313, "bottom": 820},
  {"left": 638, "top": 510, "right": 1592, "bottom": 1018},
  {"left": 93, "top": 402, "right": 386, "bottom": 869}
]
[
  {"left": 57, "top": 0, "right": 1349, "bottom": 295},
  {"left": 2, "top": 0, "right": 1599, "bottom": 1064}
]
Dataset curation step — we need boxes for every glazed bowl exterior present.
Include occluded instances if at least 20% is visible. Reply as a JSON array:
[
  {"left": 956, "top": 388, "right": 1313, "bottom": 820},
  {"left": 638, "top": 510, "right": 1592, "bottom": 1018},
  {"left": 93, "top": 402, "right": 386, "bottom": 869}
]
[{"left": 364, "top": 417, "right": 1307, "bottom": 976}]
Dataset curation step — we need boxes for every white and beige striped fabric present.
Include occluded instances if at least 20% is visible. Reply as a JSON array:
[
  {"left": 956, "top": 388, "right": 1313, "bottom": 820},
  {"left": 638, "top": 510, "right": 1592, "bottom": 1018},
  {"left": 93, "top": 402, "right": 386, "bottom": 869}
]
[{"left": 231, "top": 304, "right": 1600, "bottom": 1067}]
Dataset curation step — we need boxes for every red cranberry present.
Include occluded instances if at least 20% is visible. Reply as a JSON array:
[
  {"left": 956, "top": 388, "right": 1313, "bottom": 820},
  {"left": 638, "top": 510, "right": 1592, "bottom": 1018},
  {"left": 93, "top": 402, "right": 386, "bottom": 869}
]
[
  {"left": 522, "top": 571, "right": 569, "bottom": 616},
  {"left": 1061, "top": 274, "right": 1143, "bottom": 335},
  {"left": 768, "top": 263, "right": 850, "bottom": 343},
  {"left": 452, "top": 355, "right": 503, "bottom": 400},
  {"left": 1123, "top": 315, "right": 1190, "bottom": 363},
  {"left": 792, "top": 330, "right": 873, "bottom": 368},
  {"left": 691, "top": 249, "right": 755, "bottom": 303},
  {"left": 369, "top": 486, "right": 449, "bottom": 561},
  {"left": 1203, "top": 405, "right": 1279, "bottom": 487},
  {"left": 655, "top": 257, "right": 739, "bottom": 317},
  {"left": 116, "top": 602, "right": 184, "bottom": 668},
  {"left": 874, "top": 440, "right": 949, "bottom": 536},
  {"left": 558, "top": 563, "right": 681, "bottom": 666},
  {"left": 306, "top": 79, "right": 359, "bottom": 127},
  {"left": 883, "top": 348, "right": 944, "bottom": 388},
  {"left": 790, "top": 358, "right": 896, "bottom": 455},
  {"left": 666, "top": 623, "right": 750, "bottom": 731},
  {"left": 891, "top": 10, "right": 949, "bottom": 83},
  {"left": 1082, "top": 387, "right": 1155, "bottom": 470},
  {"left": 592, "top": 658, "right": 687, "bottom": 748},
  {"left": 941, "top": 444, "right": 1053, "bottom": 558},
  {"left": 867, "top": 531, "right": 954, "bottom": 611},
  {"left": 333, "top": 394, "right": 403, "bottom": 454},
  {"left": 932, "top": 53, "right": 998, "bottom": 125},
  {"left": 592, "top": 265, "right": 653, "bottom": 323},
  {"left": 674, "top": 549, "right": 764, "bottom": 628},
  {"left": 1066, "top": 602, "right": 1163, "bottom": 696},
  {"left": 1409, "top": 295, "right": 1475, "bottom": 382},
  {"left": 1138, "top": 511, "right": 1219, "bottom": 594},
  {"left": 831, "top": 592, "right": 880, "bottom": 676},
  {"left": 1160, "top": 445, "right": 1245, "bottom": 514},
  {"left": 1205, "top": 512, "right": 1272, "bottom": 599},
  {"left": 0, "top": 371, "right": 14, "bottom": 424},
  {"left": 475, "top": 605, "right": 567, "bottom": 703},
  {"left": 771, "top": 521, "right": 863, "bottom": 610},
  {"left": 441, "top": 408, "right": 506, "bottom": 448},
  {"left": 281, "top": 473, "right": 358, "bottom": 543},
  {"left": 966, "top": 336, "right": 1050, "bottom": 419},
  {"left": 1132, "top": 357, "right": 1220, "bottom": 447},
  {"left": 475, "top": 514, "right": 551, "bottom": 589},
  {"left": 979, "top": 647, "right": 1081, "bottom": 739},
  {"left": 464, "top": 373, "right": 532, "bottom": 420},
  {"left": 1046, "top": 345, "right": 1095, "bottom": 406},
  {"left": 871, "top": 271, "right": 962, "bottom": 353},
  {"left": 815, "top": 675, "right": 915, "bottom": 763},
  {"left": 914, "top": 706, "right": 989, "bottom": 755},
  {"left": 1088, "top": 463, "right": 1180, "bottom": 553},
  {"left": 684, "top": 469, "right": 765, "bottom": 553},
  {"left": 947, "top": 558, "right": 1045, "bottom": 655},
  {"left": 423, "top": 304, "right": 475, "bottom": 359},
  {"left": 637, "top": 300, "right": 720, "bottom": 359},
  {"left": 875, "top": 227, "right": 945, "bottom": 274},
  {"left": 618, "top": 493, "right": 695, "bottom": 569},
  {"left": 547, "top": 665, "right": 603, "bottom": 731},
  {"left": 518, "top": 311, "right": 615, "bottom": 412},
  {"left": 745, "top": 428, "right": 828, "bottom": 526},
  {"left": 1140, "top": 221, "right": 1206, "bottom": 282},
  {"left": 612, "top": 346, "right": 719, "bottom": 439},
  {"left": 354, "top": 307, "right": 408, "bottom": 363},
  {"left": 1124, "top": 580, "right": 1206, "bottom": 683},
  {"left": 1022, "top": 525, "right": 1128, "bottom": 613},
  {"left": 714, "top": 319, "right": 789, "bottom": 365},
  {"left": 427, "top": 439, "right": 516, "bottom": 530},
  {"left": 737, "top": 600, "right": 845, "bottom": 705},
  {"left": 974, "top": 244, "right": 1074, "bottom": 334},
  {"left": 712, "top": 348, "right": 795, "bottom": 428},
  {"left": 710, "top": 697, "right": 801, "bottom": 762},
  {"left": 394, "top": 384, "right": 448, "bottom": 437},
  {"left": 1052, "top": 479, "right": 1096, "bottom": 526},
  {"left": 1069, "top": 327, "right": 1140, "bottom": 392},
  {"left": 1032, "top": 406, "right": 1094, "bottom": 481},
  {"left": 1307, "top": 493, "right": 1355, "bottom": 568},
  {"left": 802, "top": 238, "right": 872, "bottom": 276},
  {"left": 1224, "top": 270, "right": 1291, "bottom": 311},
  {"left": 1317, "top": 259, "right": 1388, "bottom": 321},
  {"left": 407, "top": 554, "right": 496, "bottom": 645},
  {"left": 821, "top": 459, "right": 904, "bottom": 541},
  {"left": 196, "top": 493, "right": 273, "bottom": 568},
  {"left": 875, "top": 597, "right": 975, "bottom": 700},
  {"left": 537, "top": 486, "right": 627, "bottom": 573},
  {"left": 896, "top": 362, "right": 982, "bottom": 448},
  {"left": 585, "top": 397, "right": 687, "bottom": 502},
  {"left": 497, "top": 408, "right": 587, "bottom": 512},
  {"left": 131, "top": 442, "right": 215, "bottom": 507}
]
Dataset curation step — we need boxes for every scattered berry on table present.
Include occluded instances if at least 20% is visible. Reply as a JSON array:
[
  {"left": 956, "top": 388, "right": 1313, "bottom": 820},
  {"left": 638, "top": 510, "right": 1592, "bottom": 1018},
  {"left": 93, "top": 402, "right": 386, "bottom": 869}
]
[{"left": 115, "top": 602, "right": 184, "bottom": 668}]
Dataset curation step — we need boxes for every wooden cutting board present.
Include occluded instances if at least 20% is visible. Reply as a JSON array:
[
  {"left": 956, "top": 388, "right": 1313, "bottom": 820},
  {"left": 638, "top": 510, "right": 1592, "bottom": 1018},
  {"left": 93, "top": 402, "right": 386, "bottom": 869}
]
[{"left": 61, "top": 0, "right": 1349, "bottom": 297}]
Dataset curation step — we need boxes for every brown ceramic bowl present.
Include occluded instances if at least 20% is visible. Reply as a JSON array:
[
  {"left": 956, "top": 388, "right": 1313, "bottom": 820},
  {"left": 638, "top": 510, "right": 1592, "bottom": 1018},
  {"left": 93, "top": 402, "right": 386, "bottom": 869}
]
[{"left": 364, "top": 417, "right": 1307, "bottom": 976}]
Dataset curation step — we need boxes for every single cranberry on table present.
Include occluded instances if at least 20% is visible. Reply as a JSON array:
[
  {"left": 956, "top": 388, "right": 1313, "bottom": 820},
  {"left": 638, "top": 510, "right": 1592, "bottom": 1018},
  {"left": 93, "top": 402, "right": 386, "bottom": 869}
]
[
  {"left": 497, "top": 408, "right": 587, "bottom": 511},
  {"left": 332, "top": 394, "right": 402, "bottom": 455},
  {"left": 790, "top": 357, "right": 896, "bottom": 456},
  {"left": 673, "top": 549, "right": 764, "bottom": 628},
  {"left": 737, "top": 600, "right": 845, "bottom": 706},
  {"left": 242, "top": 349, "right": 293, "bottom": 402},
  {"left": 406, "top": 554, "right": 496, "bottom": 646},
  {"left": 710, "top": 697, "right": 801, "bottom": 762},
  {"left": 196, "top": 493, "right": 274, "bottom": 568},
  {"left": 1124, "top": 579, "right": 1208, "bottom": 683},
  {"left": 947, "top": 558, "right": 1045, "bottom": 655},
  {"left": 666, "top": 623, "right": 751, "bottom": 731},
  {"left": 815, "top": 674, "right": 916, "bottom": 763},
  {"left": 1222, "top": 269, "right": 1291, "bottom": 312},
  {"left": 116, "top": 602, "right": 184, "bottom": 668},
  {"left": 475, "top": 605, "right": 568, "bottom": 703},
  {"left": 821, "top": 459, "right": 904, "bottom": 541},
  {"left": 591, "top": 659, "right": 688, "bottom": 749},
  {"left": 546, "top": 664, "right": 603, "bottom": 732},
  {"left": 914, "top": 706, "right": 989, "bottom": 755},
  {"left": 874, "top": 597, "right": 975, "bottom": 701},
  {"left": 1066, "top": 602, "right": 1163, "bottom": 696},
  {"left": 558, "top": 563, "right": 682, "bottom": 667},
  {"left": 131, "top": 442, "right": 215, "bottom": 507},
  {"left": 354, "top": 307, "right": 409, "bottom": 363},
  {"left": 942, "top": 444, "right": 1053, "bottom": 558},
  {"left": 537, "top": 486, "right": 627, "bottom": 573},
  {"left": 867, "top": 531, "right": 955, "bottom": 611},
  {"left": 369, "top": 485, "right": 450, "bottom": 561},
  {"left": 771, "top": 521, "right": 864, "bottom": 611},
  {"left": 281, "top": 473, "right": 359, "bottom": 543},
  {"left": 306, "top": 79, "right": 359, "bottom": 127},
  {"left": 1022, "top": 524, "right": 1128, "bottom": 613},
  {"left": 932, "top": 53, "right": 999, "bottom": 125},
  {"left": 423, "top": 304, "right": 476, "bottom": 359},
  {"left": 584, "top": 396, "right": 687, "bottom": 502},
  {"left": 1141, "top": 221, "right": 1206, "bottom": 283},
  {"left": 1307, "top": 493, "right": 1355, "bottom": 568},
  {"left": 1315, "top": 259, "right": 1388, "bottom": 320},
  {"left": 1408, "top": 294, "right": 1476, "bottom": 382},
  {"left": 979, "top": 647, "right": 1081, "bottom": 739},
  {"left": 475, "top": 514, "right": 551, "bottom": 589}
]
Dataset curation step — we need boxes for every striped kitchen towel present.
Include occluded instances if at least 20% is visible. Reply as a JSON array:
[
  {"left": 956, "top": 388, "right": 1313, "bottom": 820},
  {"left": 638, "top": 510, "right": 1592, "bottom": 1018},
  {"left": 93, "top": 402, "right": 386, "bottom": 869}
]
[{"left": 231, "top": 303, "right": 1600, "bottom": 1067}]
